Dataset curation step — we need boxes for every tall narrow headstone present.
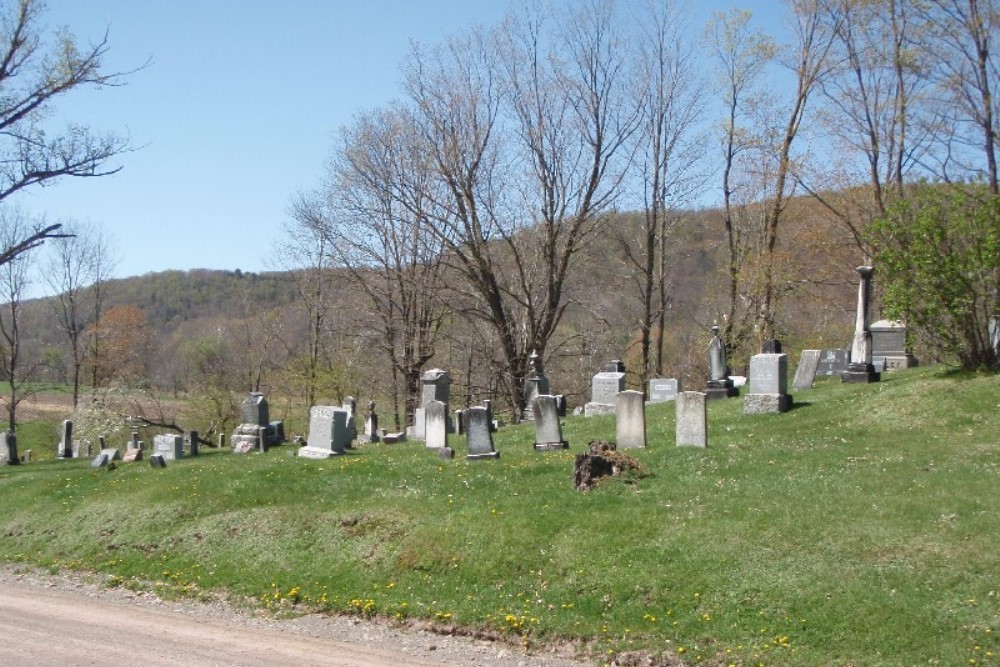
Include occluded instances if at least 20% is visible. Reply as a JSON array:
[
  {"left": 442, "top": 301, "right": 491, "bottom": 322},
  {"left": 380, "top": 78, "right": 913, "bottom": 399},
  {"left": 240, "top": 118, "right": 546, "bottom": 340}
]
[
  {"left": 185, "top": 431, "right": 200, "bottom": 456},
  {"left": 425, "top": 400, "right": 448, "bottom": 449},
  {"left": 4, "top": 431, "right": 18, "bottom": 466},
  {"left": 532, "top": 395, "right": 568, "bottom": 451},
  {"left": 792, "top": 350, "right": 822, "bottom": 390},
  {"left": 57, "top": 420, "right": 73, "bottom": 458},
  {"left": 615, "top": 390, "right": 646, "bottom": 449},
  {"left": 744, "top": 353, "right": 793, "bottom": 414},
  {"left": 342, "top": 397, "right": 358, "bottom": 444},
  {"left": 842, "top": 266, "right": 881, "bottom": 383},
  {"left": 362, "top": 401, "right": 380, "bottom": 443},
  {"left": 465, "top": 406, "right": 500, "bottom": 461},
  {"left": 298, "top": 406, "right": 349, "bottom": 458},
  {"left": 675, "top": 391, "right": 707, "bottom": 448},
  {"left": 454, "top": 409, "right": 465, "bottom": 435}
]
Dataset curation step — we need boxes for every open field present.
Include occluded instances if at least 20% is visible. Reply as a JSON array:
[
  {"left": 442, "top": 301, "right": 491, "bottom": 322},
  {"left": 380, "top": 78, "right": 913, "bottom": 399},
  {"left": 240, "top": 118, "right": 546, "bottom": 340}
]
[{"left": 1, "top": 366, "right": 998, "bottom": 666}]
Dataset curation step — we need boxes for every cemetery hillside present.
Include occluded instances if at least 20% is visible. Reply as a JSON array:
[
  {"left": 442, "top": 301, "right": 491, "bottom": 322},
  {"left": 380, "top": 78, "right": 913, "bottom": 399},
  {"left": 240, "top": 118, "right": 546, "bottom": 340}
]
[{"left": 1, "top": 367, "right": 999, "bottom": 667}]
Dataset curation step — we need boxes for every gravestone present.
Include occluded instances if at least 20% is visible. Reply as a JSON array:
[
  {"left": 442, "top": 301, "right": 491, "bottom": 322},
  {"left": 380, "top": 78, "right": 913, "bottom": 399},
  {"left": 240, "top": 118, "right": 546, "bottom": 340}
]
[
  {"left": 123, "top": 447, "right": 143, "bottom": 463},
  {"left": 71, "top": 441, "right": 91, "bottom": 458},
  {"left": 871, "top": 320, "right": 918, "bottom": 370},
  {"left": 185, "top": 431, "right": 199, "bottom": 457},
  {"left": 149, "top": 454, "right": 167, "bottom": 468},
  {"left": 342, "top": 397, "right": 358, "bottom": 444},
  {"left": 299, "top": 406, "right": 350, "bottom": 458},
  {"left": 465, "top": 406, "right": 500, "bottom": 461},
  {"left": 585, "top": 360, "right": 626, "bottom": 417},
  {"left": 816, "top": 348, "right": 849, "bottom": 376},
  {"left": 454, "top": 409, "right": 465, "bottom": 435},
  {"left": 616, "top": 390, "right": 646, "bottom": 449},
  {"left": 675, "top": 391, "right": 707, "bottom": 448},
  {"left": 361, "top": 401, "right": 380, "bottom": 443},
  {"left": 706, "top": 325, "right": 738, "bottom": 400},
  {"left": 842, "top": 266, "right": 881, "bottom": 383},
  {"left": 647, "top": 378, "right": 681, "bottom": 403},
  {"left": 554, "top": 394, "right": 567, "bottom": 417},
  {"left": 232, "top": 392, "right": 285, "bottom": 451},
  {"left": 762, "top": 339, "right": 782, "bottom": 353},
  {"left": 130, "top": 431, "right": 141, "bottom": 450},
  {"left": 153, "top": 434, "right": 184, "bottom": 461},
  {"left": 425, "top": 400, "right": 448, "bottom": 449},
  {"left": 522, "top": 350, "right": 551, "bottom": 421},
  {"left": 91, "top": 453, "right": 109, "bottom": 468},
  {"left": 3, "top": 431, "right": 18, "bottom": 466},
  {"left": 792, "top": 350, "right": 822, "bottom": 390},
  {"left": 91, "top": 448, "right": 121, "bottom": 468},
  {"left": 532, "top": 395, "right": 568, "bottom": 451},
  {"left": 21, "top": 449, "right": 30, "bottom": 463},
  {"left": 744, "top": 353, "right": 793, "bottom": 414},
  {"left": 56, "top": 420, "right": 73, "bottom": 458}
]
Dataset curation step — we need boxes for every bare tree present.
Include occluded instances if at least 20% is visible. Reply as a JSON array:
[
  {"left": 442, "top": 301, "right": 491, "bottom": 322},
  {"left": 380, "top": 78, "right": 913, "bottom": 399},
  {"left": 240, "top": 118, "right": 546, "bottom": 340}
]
[
  {"left": 43, "top": 220, "right": 117, "bottom": 406},
  {"left": 624, "top": 0, "right": 704, "bottom": 386},
  {"left": 0, "top": 0, "right": 133, "bottom": 267},
  {"left": 403, "top": 1, "right": 638, "bottom": 416},
  {"left": 0, "top": 208, "right": 37, "bottom": 430},
  {"left": 916, "top": 0, "right": 999, "bottom": 194}
]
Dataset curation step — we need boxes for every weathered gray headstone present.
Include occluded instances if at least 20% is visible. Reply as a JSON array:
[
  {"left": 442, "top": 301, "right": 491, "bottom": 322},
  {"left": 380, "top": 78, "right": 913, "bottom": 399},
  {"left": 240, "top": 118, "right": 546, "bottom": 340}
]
[
  {"left": 299, "top": 406, "right": 349, "bottom": 458},
  {"left": 532, "top": 395, "right": 568, "bottom": 451},
  {"left": 242, "top": 392, "right": 269, "bottom": 426},
  {"left": 361, "top": 401, "right": 380, "bottom": 443},
  {"left": 615, "top": 390, "right": 646, "bottom": 449},
  {"left": 585, "top": 360, "right": 626, "bottom": 417},
  {"left": 20, "top": 449, "right": 30, "bottom": 463},
  {"left": 425, "top": 400, "right": 448, "bottom": 449},
  {"left": 675, "top": 391, "right": 707, "bottom": 448},
  {"left": 149, "top": 454, "right": 167, "bottom": 468},
  {"left": 744, "top": 353, "right": 793, "bottom": 414},
  {"left": 91, "top": 454, "right": 109, "bottom": 468},
  {"left": 465, "top": 406, "right": 499, "bottom": 461},
  {"left": 412, "top": 407, "right": 426, "bottom": 440},
  {"left": 792, "top": 350, "right": 821, "bottom": 390},
  {"left": 647, "top": 378, "right": 681, "bottom": 403},
  {"left": 421, "top": 368, "right": 452, "bottom": 406},
  {"left": 57, "top": 420, "right": 73, "bottom": 458},
  {"left": 4, "top": 431, "right": 18, "bottom": 466},
  {"left": 871, "top": 320, "right": 918, "bottom": 369},
  {"left": 153, "top": 434, "right": 184, "bottom": 461}
]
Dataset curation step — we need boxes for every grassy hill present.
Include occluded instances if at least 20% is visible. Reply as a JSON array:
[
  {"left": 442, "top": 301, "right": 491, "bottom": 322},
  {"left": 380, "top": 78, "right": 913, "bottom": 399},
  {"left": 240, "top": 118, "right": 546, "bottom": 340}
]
[{"left": 1, "top": 366, "right": 996, "bottom": 666}]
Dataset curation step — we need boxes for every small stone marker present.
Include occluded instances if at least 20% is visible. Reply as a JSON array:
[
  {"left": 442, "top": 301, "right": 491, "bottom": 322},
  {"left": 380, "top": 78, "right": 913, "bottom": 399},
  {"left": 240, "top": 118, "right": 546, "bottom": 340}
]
[
  {"left": 647, "top": 378, "right": 681, "bottom": 403},
  {"left": 149, "top": 454, "right": 167, "bottom": 468},
  {"left": 298, "top": 406, "right": 349, "bottom": 458},
  {"left": 792, "top": 350, "right": 821, "bottom": 390},
  {"left": 153, "top": 435, "right": 184, "bottom": 461},
  {"left": 382, "top": 432, "right": 406, "bottom": 444},
  {"left": 91, "top": 454, "right": 109, "bottom": 468},
  {"left": 21, "top": 449, "right": 30, "bottom": 463},
  {"left": 425, "top": 400, "right": 448, "bottom": 449},
  {"left": 675, "top": 391, "right": 707, "bottom": 448},
  {"left": 123, "top": 448, "right": 143, "bottom": 463},
  {"left": 465, "top": 406, "right": 499, "bottom": 461},
  {"left": 532, "top": 395, "right": 568, "bottom": 451},
  {"left": 615, "top": 390, "right": 646, "bottom": 449}
]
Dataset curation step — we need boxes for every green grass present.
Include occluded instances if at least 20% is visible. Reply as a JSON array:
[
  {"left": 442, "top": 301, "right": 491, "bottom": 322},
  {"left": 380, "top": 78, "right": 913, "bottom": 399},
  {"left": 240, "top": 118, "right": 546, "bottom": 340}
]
[{"left": 1, "top": 366, "right": 998, "bottom": 666}]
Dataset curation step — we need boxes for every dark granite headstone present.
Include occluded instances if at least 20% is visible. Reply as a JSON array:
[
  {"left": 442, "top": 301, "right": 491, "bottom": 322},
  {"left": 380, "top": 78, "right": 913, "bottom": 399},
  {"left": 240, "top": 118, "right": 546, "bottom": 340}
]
[
  {"left": 149, "top": 454, "right": 167, "bottom": 468},
  {"left": 4, "top": 431, "right": 18, "bottom": 466},
  {"left": 816, "top": 348, "right": 849, "bottom": 376}
]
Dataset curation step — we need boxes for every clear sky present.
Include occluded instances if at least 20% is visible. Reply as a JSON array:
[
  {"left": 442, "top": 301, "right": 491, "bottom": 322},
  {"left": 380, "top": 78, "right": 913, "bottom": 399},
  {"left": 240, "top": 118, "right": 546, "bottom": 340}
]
[{"left": 16, "top": 1, "right": 785, "bottom": 284}]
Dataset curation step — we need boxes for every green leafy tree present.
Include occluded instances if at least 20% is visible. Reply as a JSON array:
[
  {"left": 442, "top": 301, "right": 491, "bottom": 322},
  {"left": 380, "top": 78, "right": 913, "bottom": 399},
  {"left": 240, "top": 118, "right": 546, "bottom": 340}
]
[{"left": 871, "top": 184, "right": 1000, "bottom": 369}]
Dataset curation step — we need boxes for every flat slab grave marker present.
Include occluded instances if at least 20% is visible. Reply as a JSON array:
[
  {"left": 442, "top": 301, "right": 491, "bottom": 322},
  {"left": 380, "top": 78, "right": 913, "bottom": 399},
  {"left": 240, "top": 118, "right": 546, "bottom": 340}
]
[
  {"left": 299, "top": 406, "right": 349, "bottom": 458},
  {"left": 675, "top": 391, "right": 707, "bottom": 448},
  {"left": 616, "top": 390, "right": 646, "bottom": 449},
  {"left": 532, "top": 395, "right": 568, "bottom": 451}
]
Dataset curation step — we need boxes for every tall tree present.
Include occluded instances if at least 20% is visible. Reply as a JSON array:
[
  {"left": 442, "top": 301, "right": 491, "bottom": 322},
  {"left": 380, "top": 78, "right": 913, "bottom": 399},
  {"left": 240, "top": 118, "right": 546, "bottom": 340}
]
[
  {"left": 0, "top": 208, "right": 35, "bottom": 430},
  {"left": 625, "top": 0, "right": 704, "bottom": 385},
  {"left": 43, "top": 220, "right": 116, "bottom": 406}
]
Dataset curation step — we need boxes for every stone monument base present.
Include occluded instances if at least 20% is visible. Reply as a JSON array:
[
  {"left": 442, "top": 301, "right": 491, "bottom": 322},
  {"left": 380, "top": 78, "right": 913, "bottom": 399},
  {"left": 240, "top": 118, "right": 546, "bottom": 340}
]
[
  {"left": 584, "top": 402, "right": 615, "bottom": 417},
  {"left": 534, "top": 441, "right": 569, "bottom": 452},
  {"left": 841, "top": 363, "right": 881, "bottom": 383},
  {"left": 466, "top": 451, "right": 500, "bottom": 461},
  {"left": 744, "top": 393, "right": 793, "bottom": 414},
  {"left": 705, "top": 379, "right": 739, "bottom": 400},
  {"left": 298, "top": 446, "right": 344, "bottom": 459}
]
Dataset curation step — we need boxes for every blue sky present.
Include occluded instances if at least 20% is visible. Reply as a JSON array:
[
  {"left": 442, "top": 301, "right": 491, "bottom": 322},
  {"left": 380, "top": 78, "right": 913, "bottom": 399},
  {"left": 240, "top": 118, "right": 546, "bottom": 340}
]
[{"left": 17, "top": 1, "right": 785, "bottom": 284}]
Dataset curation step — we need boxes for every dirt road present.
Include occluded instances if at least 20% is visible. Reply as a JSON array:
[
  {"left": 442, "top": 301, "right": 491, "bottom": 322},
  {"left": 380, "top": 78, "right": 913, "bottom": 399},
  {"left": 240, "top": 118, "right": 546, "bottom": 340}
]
[{"left": 0, "top": 569, "right": 592, "bottom": 667}]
